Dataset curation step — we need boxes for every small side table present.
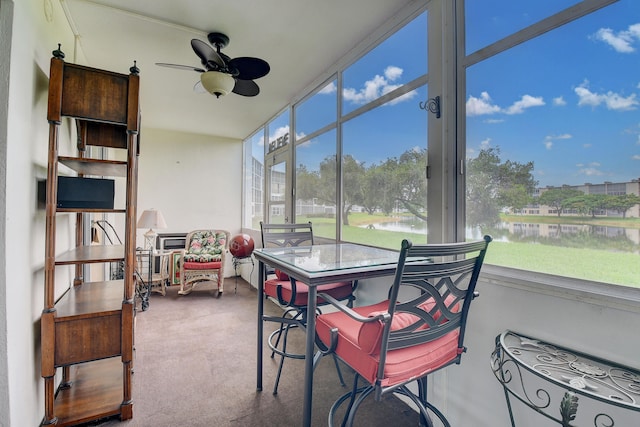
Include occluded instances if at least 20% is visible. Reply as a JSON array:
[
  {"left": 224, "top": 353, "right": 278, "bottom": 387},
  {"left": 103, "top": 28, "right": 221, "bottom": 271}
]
[
  {"left": 229, "top": 234, "right": 256, "bottom": 293},
  {"left": 491, "top": 330, "right": 640, "bottom": 426},
  {"left": 232, "top": 256, "right": 254, "bottom": 292}
]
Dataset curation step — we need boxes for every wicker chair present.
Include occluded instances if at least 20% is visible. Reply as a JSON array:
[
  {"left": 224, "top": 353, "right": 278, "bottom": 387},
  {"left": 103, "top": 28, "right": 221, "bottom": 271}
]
[{"left": 178, "top": 229, "right": 230, "bottom": 297}]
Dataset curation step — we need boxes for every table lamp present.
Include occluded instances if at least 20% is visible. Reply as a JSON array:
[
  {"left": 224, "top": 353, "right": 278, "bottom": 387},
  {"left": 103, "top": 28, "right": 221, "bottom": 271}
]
[{"left": 137, "top": 208, "right": 167, "bottom": 249}]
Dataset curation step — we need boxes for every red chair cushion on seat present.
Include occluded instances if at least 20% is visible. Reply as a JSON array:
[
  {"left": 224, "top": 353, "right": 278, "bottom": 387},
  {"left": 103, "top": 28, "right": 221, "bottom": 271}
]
[
  {"left": 183, "top": 261, "right": 222, "bottom": 270},
  {"left": 316, "top": 301, "right": 460, "bottom": 387},
  {"left": 264, "top": 278, "right": 353, "bottom": 306},
  {"left": 274, "top": 269, "right": 289, "bottom": 280},
  {"left": 358, "top": 296, "right": 459, "bottom": 354}
]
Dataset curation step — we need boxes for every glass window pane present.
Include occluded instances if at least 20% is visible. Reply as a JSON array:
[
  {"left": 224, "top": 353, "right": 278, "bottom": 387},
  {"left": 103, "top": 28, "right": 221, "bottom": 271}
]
[
  {"left": 243, "top": 129, "right": 265, "bottom": 229},
  {"left": 268, "top": 161, "right": 286, "bottom": 224},
  {"left": 295, "top": 80, "right": 337, "bottom": 137},
  {"left": 465, "top": 0, "right": 640, "bottom": 287},
  {"left": 267, "top": 110, "right": 290, "bottom": 154},
  {"left": 342, "top": 12, "right": 427, "bottom": 116},
  {"left": 342, "top": 86, "right": 428, "bottom": 249},
  {"left": 295, "top": 129, "right": 337, "bottom": 240},
  {"left": 465, "top": 0, "right": 580, "bottom": 54}
]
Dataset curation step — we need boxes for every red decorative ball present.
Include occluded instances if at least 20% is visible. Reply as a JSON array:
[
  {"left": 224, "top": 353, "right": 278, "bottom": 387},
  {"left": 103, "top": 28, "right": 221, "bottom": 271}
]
[{"left": 229, "top": 234, "right": 255, "bottom": 258}]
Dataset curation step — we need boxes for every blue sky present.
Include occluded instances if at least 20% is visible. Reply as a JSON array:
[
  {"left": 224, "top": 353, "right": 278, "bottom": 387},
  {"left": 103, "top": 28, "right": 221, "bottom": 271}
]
[
  {"left": 465, "top": 1, "right": 639, "bottom": 187},
  {"left": 266, "top": 2, "right": 639, "bottom": 189}
]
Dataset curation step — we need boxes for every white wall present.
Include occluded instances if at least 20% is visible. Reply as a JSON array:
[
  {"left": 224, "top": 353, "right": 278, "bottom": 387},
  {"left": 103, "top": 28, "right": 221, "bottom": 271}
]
[
  {"left": 3, "top": 0, "right": 77, "bottom": 425},
  {"left": 136, "top": 127, "right": 243, "bottom": 278}
]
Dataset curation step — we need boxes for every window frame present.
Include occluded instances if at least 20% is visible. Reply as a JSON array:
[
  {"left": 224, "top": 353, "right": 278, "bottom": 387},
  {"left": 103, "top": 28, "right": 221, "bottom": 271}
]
[{"left": 241, "top": 0, "right": 638, "bottom": 297}]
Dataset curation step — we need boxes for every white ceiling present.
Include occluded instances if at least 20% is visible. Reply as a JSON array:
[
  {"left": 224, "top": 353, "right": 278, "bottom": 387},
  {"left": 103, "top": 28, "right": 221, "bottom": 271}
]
[{"left": 61, "top": 0, "right": 417, "bottom": 140}]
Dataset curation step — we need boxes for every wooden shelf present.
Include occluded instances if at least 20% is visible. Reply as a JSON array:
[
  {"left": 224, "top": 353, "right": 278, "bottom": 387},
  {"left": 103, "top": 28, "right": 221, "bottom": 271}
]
[
  {"left": 59, "top": 157, "right": 127, "bottom": 177},
  {"left": 55, "top": 280, "right": 123, "bottom": 318},
  {"left": 57, "top": 208, "right": 126, "bottom": 214},
  {"left": 55, "top": 245, "right": 125, "bottom": 265},
  {"left": 52, "top": 358, "right": 126, "bottom": 426},
  {"left": 41, "top": 54, "right": 139, "bottom": 425}
]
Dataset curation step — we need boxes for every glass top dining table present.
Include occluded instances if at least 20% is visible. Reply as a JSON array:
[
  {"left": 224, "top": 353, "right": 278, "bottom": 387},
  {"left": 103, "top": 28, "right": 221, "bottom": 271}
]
[{"left": 253, "top": 243, "right": 401, "bottom": 427}]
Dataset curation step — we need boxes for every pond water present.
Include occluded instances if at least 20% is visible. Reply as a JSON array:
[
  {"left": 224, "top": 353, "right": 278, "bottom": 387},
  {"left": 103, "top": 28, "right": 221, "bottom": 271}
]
[{"left": 364, "top": 219, "right": 640, "bottom": 252}]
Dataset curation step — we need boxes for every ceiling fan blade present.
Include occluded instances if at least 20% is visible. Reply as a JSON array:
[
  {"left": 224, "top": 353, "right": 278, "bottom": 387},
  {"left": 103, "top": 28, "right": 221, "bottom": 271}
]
[
  {"left": 193, "top": 80, "right": 206, "bottom": 94},
  {"left": 156, "top": 63, "right": 205, "bottom": 73},
  {"left": 232, "top": 79, "right": 260, "bottom": 97},
  {"left": 228, "top": 57, "right": 270, "bottom": 81},
  {"left": 191, "top": 39, "right": 224, "bottom": 69}
]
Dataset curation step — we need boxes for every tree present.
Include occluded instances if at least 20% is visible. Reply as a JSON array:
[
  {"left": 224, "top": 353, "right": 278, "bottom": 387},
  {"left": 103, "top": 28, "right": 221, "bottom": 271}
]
[
  {"left": 339, "top": 155, "right": 366, "bottom": 225},
  {"left": 500, "top": 185, "right": 532, "bottom": 214},
  {"left": 466, "top": 147, "right": 537, "bottom": 227},
  {"left": 537, "top": 187, "right": 583, "bottom": 217},
  {"left": 295, "top": 164, "right": 321, "bottom": 202},
  {"left": 609, "top": 194, "right": 640, "bottom": 218},
  {"left": 565, "top": 194, "right": 613, "bottom": 218},
  {"left": 393, "top": 148, "right": 428, "bottom": 221}
]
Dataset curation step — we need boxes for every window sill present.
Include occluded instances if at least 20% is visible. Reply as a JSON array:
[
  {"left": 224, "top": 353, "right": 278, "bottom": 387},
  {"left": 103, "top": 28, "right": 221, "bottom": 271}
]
[{"left": 481, "top": 264, "right": 640, "bottom": 314}]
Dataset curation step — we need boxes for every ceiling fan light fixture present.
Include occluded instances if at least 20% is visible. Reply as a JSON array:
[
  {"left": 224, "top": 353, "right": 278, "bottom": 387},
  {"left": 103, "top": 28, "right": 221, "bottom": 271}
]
[{"left": 201, "top": 71, "right": 235, "bottom": 98}]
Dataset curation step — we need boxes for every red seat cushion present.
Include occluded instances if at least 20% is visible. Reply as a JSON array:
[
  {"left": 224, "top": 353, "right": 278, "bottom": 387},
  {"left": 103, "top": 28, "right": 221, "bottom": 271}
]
[
  {"left": 264, "top": 278, "right": 353, "bottom": 306},
  {"left": 316, "top": 300, "right": 460, "bottom": 387},
  {"left": 183, "top": 261, "right": 222, "bottom": 270}
]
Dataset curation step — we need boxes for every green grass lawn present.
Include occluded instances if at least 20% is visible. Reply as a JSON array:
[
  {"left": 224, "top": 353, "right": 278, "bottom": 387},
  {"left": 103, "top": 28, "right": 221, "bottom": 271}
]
[{"left": 295, "top": 213, "right": 640, "bottom": 288}]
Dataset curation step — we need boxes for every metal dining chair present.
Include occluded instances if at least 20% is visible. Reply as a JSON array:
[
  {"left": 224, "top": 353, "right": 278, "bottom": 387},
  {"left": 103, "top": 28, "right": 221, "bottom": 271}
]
[
  {"left": 315, "top": 236, "right": 492, "bottom": 426},
  {"left": 260, "top": 221, "right": 357, "bottom": 394}
]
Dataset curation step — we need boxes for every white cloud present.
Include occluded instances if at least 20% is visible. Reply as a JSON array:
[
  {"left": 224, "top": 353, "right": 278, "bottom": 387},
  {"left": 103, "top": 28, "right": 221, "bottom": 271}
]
[
  {"left": 553, "top": 96, "right": 566, "bottom": 106},
  {"left": 593, "top": 23, "right": 640, "bottom": 53},
  {"left": 384, "top": 66, "right": 403, "bottom": 81},
  {"left": 504, "top": 95, "right": 545, "bottom": 115},
  {"left": 480, "top": 138, "right": 491, "bottom": 149},
  {"left": 270, "top": 125, "right": 289, "bottom": 139},
  {"left": 579, "top": 168, "right": 604, "bottom": 176},
  {"left": 484, "top": 118, "right": 504, "bottom": 124},
  {"left": 319, "top": 81, "right": 336, "bottom": 94},
  {"left": 633, "top": 154, "right": 640, "bottom": 160},
  {"left": 543, "top": 133, "right": 572, "bottom": 150},
  {"left": 577, "top": 163, "right": 604, "bottom": 177},
  {"left": 466, "top": 92, "right": 501, "bottom": 116},
  {"left": 575, "top": 80, "right": 639, "bottom": 111},
  {"left": 342, "top": 66, "right": 409, "bottom": 105},
  {"left": 467, "top": 92, "right": 544, "bottom": 116}
]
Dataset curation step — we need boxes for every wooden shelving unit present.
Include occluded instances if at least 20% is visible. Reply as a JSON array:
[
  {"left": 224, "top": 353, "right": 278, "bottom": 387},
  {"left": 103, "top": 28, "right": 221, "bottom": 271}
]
[{"left": 40, "top": 47, "right": 140, "bottom": 426}]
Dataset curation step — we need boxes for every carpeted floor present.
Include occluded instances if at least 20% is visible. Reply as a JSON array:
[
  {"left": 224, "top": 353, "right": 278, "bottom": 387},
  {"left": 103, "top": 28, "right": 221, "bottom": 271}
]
[{"left": 90, "top": 278, "right": 421, "bottom": 426}]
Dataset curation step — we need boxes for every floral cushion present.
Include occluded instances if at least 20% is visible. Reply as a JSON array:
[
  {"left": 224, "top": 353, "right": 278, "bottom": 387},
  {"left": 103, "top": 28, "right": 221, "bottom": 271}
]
[{"left": 183, "top": 230, "right": 227, "bottom": 263}]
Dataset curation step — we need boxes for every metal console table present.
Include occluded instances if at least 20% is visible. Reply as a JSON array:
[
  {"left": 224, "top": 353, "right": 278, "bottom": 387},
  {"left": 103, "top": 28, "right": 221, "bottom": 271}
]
[{"left": 491, "top": 330, "right": 640, "bottom": 426}]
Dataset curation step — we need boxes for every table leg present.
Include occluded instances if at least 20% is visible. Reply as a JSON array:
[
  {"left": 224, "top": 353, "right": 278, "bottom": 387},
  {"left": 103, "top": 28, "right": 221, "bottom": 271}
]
[
  {"left": 257, "top": 260, "right": 264, "bottom": 391},
  {"left": 302, "top": 285, "right": 317, "bottom": 427}
]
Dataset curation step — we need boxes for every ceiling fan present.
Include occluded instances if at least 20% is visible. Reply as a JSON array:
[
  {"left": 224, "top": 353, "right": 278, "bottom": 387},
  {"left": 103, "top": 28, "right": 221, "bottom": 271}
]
[{"left": 156, "top": 32, "right": 270, "bottom": 98}]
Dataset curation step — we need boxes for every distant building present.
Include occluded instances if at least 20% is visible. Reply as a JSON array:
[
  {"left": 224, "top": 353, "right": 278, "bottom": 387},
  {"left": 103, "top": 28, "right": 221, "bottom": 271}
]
[{"left": 520, "top": 178, "right": 640, "bottom": 218}]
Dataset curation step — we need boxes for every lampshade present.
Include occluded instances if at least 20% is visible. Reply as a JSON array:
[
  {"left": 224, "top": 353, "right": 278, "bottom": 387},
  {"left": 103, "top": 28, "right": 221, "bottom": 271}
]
[
  {"left": 200, "top": 71, "right": 235, "bottom": 98},
  {"left": 137, "top": 209, "right": 167, "bottom": 230}
]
